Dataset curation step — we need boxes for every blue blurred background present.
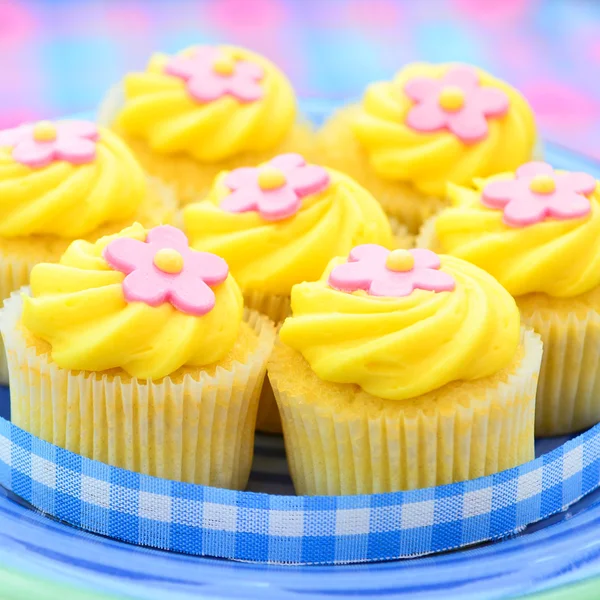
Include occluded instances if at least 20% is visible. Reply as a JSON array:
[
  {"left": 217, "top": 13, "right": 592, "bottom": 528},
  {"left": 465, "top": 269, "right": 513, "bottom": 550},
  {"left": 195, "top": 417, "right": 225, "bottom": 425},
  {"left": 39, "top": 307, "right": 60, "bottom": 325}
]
[{"left": 1, "top": 0, "right": 600, "bottom": 157}]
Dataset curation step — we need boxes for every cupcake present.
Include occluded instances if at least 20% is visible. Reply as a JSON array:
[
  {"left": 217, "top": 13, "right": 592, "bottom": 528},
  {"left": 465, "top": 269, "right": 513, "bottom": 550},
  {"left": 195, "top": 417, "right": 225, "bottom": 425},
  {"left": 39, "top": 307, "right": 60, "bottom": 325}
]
[
  {"left": 1, "top": 223, "right": 275, "bottom": 489},
  {"left": 269, "top": 245, "right": 542, "bottom": 495},
  {"left": 317, "top": 63, "right": 538, "bottom": 233},
  {"left": 182, "top": 153, "right": 399, "bottom": 432},
  {"left": 418, "top": 160, "right": 600, "bottom": 436},
  {"left": 99, "top": 45, "right": 314, "bottom": 206},
  {"left": 0, "top": 119, "right": 176, "bottom": 383}
]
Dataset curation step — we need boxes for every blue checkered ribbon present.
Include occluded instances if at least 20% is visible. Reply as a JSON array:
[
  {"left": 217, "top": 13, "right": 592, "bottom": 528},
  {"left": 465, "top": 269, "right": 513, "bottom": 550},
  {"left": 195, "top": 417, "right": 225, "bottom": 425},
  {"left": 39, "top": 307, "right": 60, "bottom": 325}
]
[{"left": 1, "top": 415, "right": 600, "bottom": 565}]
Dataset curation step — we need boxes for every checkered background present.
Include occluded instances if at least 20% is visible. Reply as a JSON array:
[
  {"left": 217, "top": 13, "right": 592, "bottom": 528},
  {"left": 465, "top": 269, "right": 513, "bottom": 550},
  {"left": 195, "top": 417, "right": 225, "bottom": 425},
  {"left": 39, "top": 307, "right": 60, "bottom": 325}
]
[
  {"left": 1, "top": 0, "right": 600, "bottom": 158},
  {"left": 1, "top": 413, "right": 598, "bottom": 565}
]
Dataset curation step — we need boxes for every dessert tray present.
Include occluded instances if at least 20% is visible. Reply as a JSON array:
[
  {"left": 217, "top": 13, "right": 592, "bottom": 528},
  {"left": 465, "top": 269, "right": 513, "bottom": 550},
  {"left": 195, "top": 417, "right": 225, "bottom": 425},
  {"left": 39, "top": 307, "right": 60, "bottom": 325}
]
[{"left": 1, "top": 102, "right": 600, "bottom": 599}]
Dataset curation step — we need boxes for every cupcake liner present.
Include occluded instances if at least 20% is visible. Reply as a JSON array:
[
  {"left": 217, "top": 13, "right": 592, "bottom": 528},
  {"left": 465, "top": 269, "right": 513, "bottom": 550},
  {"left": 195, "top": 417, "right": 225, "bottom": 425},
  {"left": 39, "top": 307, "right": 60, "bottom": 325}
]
[
  {"left": 99, "top": 83, "right": 316, "bottom": 207},
  {"left": 269, "top": 328, "right": 542, "bottom": 495},
  {"left": 518, "top": 300, "right": 600, "bottom": 436},
  {"left": 1, "top": 290, "right": 276, "bottom": 489},
  {"left": 244, "top": 288, "right": 291, "bottom": 324}
]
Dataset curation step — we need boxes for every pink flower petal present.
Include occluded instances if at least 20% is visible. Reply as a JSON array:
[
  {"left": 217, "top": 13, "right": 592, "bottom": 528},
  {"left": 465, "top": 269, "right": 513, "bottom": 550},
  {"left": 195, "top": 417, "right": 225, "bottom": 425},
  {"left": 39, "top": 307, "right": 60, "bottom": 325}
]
[
  {"left": 11, "top": 139, "right": 55, "bottom": 168},
  {"left": 412, "top": 269, "right": 456, "bottom": 293},
  {"left": 287, "top": 165, "right": 330, "bottom": 197},
  {"left": 269, "top": 153, "right": 306, "bottom": 173},
  {"left": 516, "top": 161, "right": 554, "bottom": 179},
  {"left": 57, "top": 120, "right": 98, "bottom": 140},
  {"left": 503, "top": 198, "right": 546, "bottom": 227},
  {"left": 448, "top": 109, "right": 489, "bottom": 143},
  {"left": 104, "top": 236, "right": 152, "bottom": 273},
  {"left": 235, "top": 60, "right": 265, "bottom": 80},
  {"left": 349, "top": 244, "right": 390, "bottom": 263},
  {"left": 185, "top": 251, "right": 229, "bottom": 285},
  {"left": 404, "top": 77, "right": 440, "bottom": 102},
  {"left": 146, "top": 224, "right": 189, "bottom": 251},
  {"left": 256, "top": 186, "right": 301, "bottom": 221},
  {"left": 224, "top": 167, "right": 259, "bottom": 190},
  {"left": 559, "top": 172, "right": 597, "bottom": 195},
  {"left": 164, "top": 55, "right": 197, "bottom": 80},
  {"left": 54, "top": 137, "right": 97, "bottom": 165},
  {"left": 473, "top": 87, "right": 510, "bottom": 116},
  {"left": 328, "top": 261, "right": 374, "bottom": 293},
  {"left": 482, "top": 179, "right": 520, "bottom": 206},
  {"left": 122, "top": 268, "right": 168, "bottom": 307},
  {"left": 187, "top": 75, "right": 227, "bottom": 103},
  {"left": 443, "top": 66, "right": 480, "bottom": 92},
  {"left": 410, "top": 248, "right": 442, "bottom": 270},
  {"left": 220, "top": 187, "right": 261, "bottom": 213},
  {"left": 0, "top": 125, "right": 30, "bottom": 147},
  {"left": 171, "top": 275, "right": 216, "bottom": 316},
  {"left": 229, "top": 79, "right": 263, "bottom": 102},
  {"left": 405, "top": 102, "right": 448, "bottom": 132},
  {"left": 547, "top": 192, "right": 591, "bottom": 220},
  {"left": 369, "top": 275, "right": 415, "bottom": 298}
]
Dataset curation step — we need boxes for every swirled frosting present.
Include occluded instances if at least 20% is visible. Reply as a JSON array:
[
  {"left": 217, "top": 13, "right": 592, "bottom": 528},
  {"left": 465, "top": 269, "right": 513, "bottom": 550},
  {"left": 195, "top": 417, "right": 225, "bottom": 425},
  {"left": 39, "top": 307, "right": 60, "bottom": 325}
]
[
  {"left": 433, "top": 170, "right": 600, "bottom": 298},
  {"left": 0, "top": 125, "right": 146, "bottom": 238},
  {"left": 114, "top": 45, "right": 297, "bottom": 162},
  {"left": 279, "top": 254, "right": 519, "bottom": 401},
  {"left": 351, "top": 63, "right": 537, "bottom": 196},
  {"left": 22, "top": 223, "right": 244, "bottom": 380},
  {"left": 183, "top": 166, "right": 393, "bottom": 296}
]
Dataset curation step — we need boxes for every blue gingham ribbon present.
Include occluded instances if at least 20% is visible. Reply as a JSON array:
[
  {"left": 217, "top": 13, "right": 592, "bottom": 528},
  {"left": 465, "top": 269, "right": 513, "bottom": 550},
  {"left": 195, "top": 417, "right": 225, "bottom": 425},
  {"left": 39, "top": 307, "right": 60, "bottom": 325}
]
[{"left": 1, "top": 415, "right": 599, "bottom": 565}]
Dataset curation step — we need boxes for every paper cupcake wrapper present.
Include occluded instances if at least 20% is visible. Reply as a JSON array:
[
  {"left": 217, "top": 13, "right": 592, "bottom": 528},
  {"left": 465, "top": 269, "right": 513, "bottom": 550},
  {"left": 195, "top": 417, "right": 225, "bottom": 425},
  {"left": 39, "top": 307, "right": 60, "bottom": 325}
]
[
  {"left": 269, "top": 328, "right": 542, "bottom": 495},
  {"left": 99, "top": 83, "right": 316, "bottom": 207},
  {"left": 1, "top": 290, "right": 275, "bottom": 489},
  {"left": 519, "top": 303, "right": 600, "bottom": 436}
]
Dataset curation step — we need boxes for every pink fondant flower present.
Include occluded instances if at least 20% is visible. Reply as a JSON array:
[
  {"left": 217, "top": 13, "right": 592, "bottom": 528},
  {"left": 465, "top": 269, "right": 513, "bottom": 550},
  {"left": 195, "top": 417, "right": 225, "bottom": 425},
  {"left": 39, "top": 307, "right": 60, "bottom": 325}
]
[
  {"left": 220, "top": 153, "right": 330, "bottom": 221},
  {"left": 328, "top": 245, "right": 455, "bottom": 297},
  {"left": 404, "top": 66, "right": 509, "bottom": 143},
  {"left": 0, "top": 120, "right": 99, "bottom": 168},
  {"left": 165, "top": 46, "right": 264, "bottom": 103},
  {"left": 104, "top": 225, "right": 229, "bottom": 316},
  {"left": 481, "top": 161, "right": 597, "bottom": 227}
]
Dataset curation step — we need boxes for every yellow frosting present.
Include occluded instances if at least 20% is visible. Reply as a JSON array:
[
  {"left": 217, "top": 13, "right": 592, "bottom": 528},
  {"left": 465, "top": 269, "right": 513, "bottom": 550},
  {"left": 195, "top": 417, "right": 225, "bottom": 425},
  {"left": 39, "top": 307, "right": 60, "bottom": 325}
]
[
  {"left": 434, "top": 172, "right": 600, "bottom": 298},
  {"left": 22, "top": 223, "right": 244, "bottom": 380},
  {"left": 0, "top": 125, "right": 146, "bottom": 239},
  {"left": 115, "top": 45, "right": 297, "bottom": 162},
  {"left": 351, "top": 63, "right": 537, "bottom": 196},
  {"left": 278, "top": 254, "right": 520, "bottom": 401},
  {"left": 183, "top": 167, "right": 394, "bottom": 296}
]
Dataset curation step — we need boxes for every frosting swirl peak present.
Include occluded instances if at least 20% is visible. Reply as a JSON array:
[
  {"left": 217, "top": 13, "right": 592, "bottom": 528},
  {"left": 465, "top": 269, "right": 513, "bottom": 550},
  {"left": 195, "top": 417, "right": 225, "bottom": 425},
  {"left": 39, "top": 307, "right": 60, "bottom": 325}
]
[
  {"left": 279, "top": 252, "right": 520, "bottom": 401},
  {"left": 115, "top": 45, "right": 297, "bottom": 162},
  {"left": 351, "top": 62, "right": 537, "bottom": 196},
  {"left": 22, "top": 224, "right": 243, "bottom": 379}
]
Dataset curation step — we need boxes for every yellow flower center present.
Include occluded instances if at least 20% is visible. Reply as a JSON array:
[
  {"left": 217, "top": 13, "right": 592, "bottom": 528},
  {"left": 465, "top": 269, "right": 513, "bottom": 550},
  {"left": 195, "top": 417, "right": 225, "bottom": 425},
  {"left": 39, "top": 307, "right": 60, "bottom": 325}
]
[
  {"left": 529, "top": 174, "right": 556, "bottom": 194},
  {"left": 213, "top": 55, "right": 236, "bottom": 75},
  {"left": 257, "top": 166, "right": 287, "bottom": 190},
  {"left": 153, "top": 248, "right": 184, "bottom": 274},
  {"left": 386, "top": 249, "right": 415, "bottom": 272},
  {"left": 438, "top": 86, "right": 465, "bottom": 112},
  {"left": 33, "top": 121, "right": 57, "bottom": 142}
]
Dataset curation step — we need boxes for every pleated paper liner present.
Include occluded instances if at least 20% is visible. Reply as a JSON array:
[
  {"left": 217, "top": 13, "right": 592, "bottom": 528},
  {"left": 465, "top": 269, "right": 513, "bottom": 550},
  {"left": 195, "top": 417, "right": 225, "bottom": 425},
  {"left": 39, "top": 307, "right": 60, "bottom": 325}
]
[
  {"left": 1, "top": 289, "right": 276, "bottom": 489},
  {"left": 269, "top": 328, "right": 542, "bottom": 495},
  {"left": 518, "top": 296, "right": 600, "bottom": 436}
]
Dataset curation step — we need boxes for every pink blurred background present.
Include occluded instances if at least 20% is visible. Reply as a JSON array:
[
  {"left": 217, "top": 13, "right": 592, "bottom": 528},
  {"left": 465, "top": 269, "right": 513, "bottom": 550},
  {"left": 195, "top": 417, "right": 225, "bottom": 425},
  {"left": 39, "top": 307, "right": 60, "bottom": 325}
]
[{"left": 1, "top": 0, "right": 600, "bottom": 157}]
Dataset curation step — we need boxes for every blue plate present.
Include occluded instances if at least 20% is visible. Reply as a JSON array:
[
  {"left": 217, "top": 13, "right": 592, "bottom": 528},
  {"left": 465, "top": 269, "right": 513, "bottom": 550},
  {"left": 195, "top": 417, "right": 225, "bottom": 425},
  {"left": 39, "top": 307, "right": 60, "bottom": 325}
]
[{"left": 2, "top": 121, "right": 600, "bottom": 598}]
